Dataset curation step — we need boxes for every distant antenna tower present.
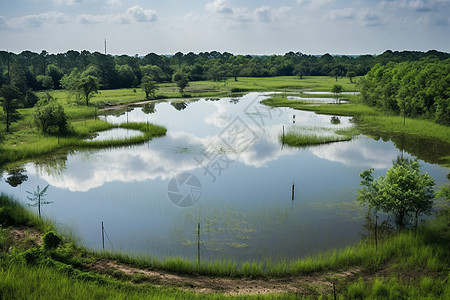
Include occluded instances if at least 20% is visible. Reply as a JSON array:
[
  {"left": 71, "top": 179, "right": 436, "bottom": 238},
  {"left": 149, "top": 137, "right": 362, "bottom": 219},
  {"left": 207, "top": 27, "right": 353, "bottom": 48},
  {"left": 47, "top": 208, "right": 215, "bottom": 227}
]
[{"left": 104, "top": 38, "right": 107, "bottom": 55}]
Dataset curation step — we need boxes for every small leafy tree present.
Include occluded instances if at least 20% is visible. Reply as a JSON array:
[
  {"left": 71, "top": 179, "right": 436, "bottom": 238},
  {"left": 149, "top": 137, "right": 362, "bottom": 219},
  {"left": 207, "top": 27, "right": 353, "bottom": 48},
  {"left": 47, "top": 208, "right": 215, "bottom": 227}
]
[
  {"left": 27, "top": 184, "right": 51, "bottom": 218},
  {"left": 60, "top": 70, "right": 99, "bottom": 106},
  {"left": 36, "top": 75, "right": 54, "bottom": 91},
  {"left": 34, "top": 102, "right": 68, "bottom": 135},
  {"left": 347, "top": 71, "right": 357, "bottom": 83},
  {"left": 172, "top": 70, "right": 189, "bottom": 94},
  {"left": 78, "top": 75, "right": 99, "bottom": 106},
  {"left": 0, "top": 84, "right": 23, "bottom": 132},
  {"left": 329, "top": 68, "right": 342, "bottom": 81},
  {"left": 331, "top": 84, "right": 343, "bottom": 104},
  {"left": 358, "top": 156, "right": 435, "bottom": 231},
  {"left": 141, "top": 76, "right": 158, "bottom": 99}
]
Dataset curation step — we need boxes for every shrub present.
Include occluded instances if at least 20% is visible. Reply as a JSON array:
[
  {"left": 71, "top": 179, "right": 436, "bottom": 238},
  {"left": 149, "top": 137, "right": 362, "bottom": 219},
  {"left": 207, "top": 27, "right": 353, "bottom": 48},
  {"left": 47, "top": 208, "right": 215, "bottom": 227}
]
[
  {"left": 42, "top": 231, "right": 62, "bottom": 250},
  {"left": 0, "top": 207, "right": 14, "bottom": 226},
  {"left": 21, "top": 248, "right": 42, "bottom": 265}
]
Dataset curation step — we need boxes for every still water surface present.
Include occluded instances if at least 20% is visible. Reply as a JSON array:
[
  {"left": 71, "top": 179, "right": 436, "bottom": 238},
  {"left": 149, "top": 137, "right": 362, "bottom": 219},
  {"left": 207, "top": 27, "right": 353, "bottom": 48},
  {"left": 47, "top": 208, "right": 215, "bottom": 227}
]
[{"left": 1, "top": 93, "right": 447, "bottom": 262}]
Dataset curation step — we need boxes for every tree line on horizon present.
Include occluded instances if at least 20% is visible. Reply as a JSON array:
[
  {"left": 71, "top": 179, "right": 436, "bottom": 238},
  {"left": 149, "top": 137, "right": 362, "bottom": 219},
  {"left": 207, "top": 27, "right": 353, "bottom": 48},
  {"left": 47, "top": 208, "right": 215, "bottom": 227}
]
[{"left": 0, "top": 49, "right": 448, "bottom": 93}]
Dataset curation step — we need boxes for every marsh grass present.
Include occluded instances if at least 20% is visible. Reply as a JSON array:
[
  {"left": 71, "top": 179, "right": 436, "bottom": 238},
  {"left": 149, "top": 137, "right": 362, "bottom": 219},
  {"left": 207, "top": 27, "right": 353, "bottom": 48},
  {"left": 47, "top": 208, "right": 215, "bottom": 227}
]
[
  {"left": 262, "top": 97, "right": 450, "bottom": 145},
  {"left": 0, "top": 120, "right": 166, "bottom": 165},
  {"left": 281, "top": 132, "right": 352, "bottom": 147}
]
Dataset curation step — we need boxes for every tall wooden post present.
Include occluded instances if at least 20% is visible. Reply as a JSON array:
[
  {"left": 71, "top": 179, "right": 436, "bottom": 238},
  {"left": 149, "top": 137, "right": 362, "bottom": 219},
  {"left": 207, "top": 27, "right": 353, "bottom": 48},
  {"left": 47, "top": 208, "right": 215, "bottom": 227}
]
[
  {"left": 38, "top": 194, "right": 41, "bottom": 218},
  {"left": 197, "top": 223, "right": 200, "bottom": 264},
  {"left": 292, "top": 181, "right": 295, "bottom": 201},
  {"left": 102, "top": 221, "right": 105, "bottom": 250}
]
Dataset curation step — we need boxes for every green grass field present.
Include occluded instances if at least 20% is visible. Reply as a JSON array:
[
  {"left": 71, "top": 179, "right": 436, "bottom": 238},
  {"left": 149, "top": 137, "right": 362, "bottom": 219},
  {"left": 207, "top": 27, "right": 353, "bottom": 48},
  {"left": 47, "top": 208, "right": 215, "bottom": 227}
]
[{"left": 40, "top": 76, "right": 359, "bottom": 107}]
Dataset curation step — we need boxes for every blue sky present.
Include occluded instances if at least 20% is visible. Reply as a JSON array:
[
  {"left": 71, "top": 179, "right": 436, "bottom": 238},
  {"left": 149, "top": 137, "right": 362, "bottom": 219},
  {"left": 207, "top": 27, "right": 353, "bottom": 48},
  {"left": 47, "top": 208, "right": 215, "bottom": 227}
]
[{"left": 0, "top": 0, "right": 449, "bottom": 55}]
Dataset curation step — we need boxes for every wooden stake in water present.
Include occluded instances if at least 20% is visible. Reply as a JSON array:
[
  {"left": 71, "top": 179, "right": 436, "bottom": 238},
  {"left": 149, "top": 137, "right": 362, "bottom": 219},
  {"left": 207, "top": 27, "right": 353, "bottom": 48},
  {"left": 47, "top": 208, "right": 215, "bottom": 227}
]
[
  {"left": 282, "top": 125, "right": 285, "bottom": 142},
  {"left": 101, "top": 221, "right": 105, "bottom": 250},
  {"left": 292, "top": 181, "right": 295, "bottom": 201},
  {"left": 197, "top": 223, "right": 200, "bottom": 264}
]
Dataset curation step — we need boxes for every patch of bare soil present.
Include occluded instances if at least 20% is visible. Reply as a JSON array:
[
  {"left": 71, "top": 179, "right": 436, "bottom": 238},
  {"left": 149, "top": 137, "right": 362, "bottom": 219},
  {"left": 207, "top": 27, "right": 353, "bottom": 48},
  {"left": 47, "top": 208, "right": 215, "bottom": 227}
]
[
  {"left": 90, "top": 260, "right": 362, "bottom": 296},
  {"left": 9, "top": 227, "right": 42, "bottom": 247}
]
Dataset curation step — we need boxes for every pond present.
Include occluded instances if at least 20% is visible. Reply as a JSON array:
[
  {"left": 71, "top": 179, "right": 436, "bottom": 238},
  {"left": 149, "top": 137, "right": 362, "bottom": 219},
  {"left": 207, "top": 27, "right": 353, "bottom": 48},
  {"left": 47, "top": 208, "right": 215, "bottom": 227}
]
[{"left": 0, "top": 92, "right": 448, "bottom": 263}]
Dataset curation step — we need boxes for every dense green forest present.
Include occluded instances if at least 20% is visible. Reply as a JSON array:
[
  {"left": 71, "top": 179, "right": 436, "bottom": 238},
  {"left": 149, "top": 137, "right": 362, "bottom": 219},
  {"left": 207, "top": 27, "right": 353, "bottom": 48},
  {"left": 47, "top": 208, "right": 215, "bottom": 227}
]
[
  {"left": 0, "top": 49, "right": 448, "bottom": 92},
  {"left": 360, "top": 59, "right": 450, "bottom": 125}
]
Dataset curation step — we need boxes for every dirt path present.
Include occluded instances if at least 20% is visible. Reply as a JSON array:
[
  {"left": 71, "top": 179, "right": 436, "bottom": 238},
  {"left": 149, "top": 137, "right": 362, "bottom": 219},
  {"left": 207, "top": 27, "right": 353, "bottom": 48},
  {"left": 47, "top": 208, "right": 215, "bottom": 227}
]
[
  {"left": 91, "top": 260, "right": 361, "bottom": 296},
  {"left": 6, "top": 227, "right": 361, "bottom": 296}
]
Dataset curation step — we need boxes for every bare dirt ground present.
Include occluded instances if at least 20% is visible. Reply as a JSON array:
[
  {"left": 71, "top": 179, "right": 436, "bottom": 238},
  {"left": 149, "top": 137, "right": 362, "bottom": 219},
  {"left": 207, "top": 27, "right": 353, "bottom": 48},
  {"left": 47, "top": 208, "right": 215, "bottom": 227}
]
[
  {"left": 7, "top": 227, "right": 362, "bottom": 296},
  {"left": 90, "top": 260, "right": 362, "bottom": 296},
  {"left": 9, "top": 226, "right": 42, "bottom": 247}
]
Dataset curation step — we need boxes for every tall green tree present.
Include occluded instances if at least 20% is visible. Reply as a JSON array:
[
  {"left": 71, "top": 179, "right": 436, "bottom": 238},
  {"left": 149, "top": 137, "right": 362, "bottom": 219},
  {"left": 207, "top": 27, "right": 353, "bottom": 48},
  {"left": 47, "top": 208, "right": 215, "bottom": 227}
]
[
  {"left": 141, "top": 76, "right": 158, "bottom": 100},
  {"left": 358, "top": 156, "right": 435, "bottom": 230},
  {"left": 347, "top": 70, "right": 357, "bottom": 83},
  {"left": 0, "top": 84, "right": 23, "bottom": 132},
  {"left": 78, "top": 75, "right": 99, "bottom": 106},
  {"left": 172, "top": 70, "right": 189, "bottom": 94},
  {"left": 34, "top": 102, "right": 68, "bottom": 134},
  {"left": 331, "top": 84, "right": 343, "bottom": 104},
  {"left": 61, "top": 70, "right": 99, "bottom": 106}
]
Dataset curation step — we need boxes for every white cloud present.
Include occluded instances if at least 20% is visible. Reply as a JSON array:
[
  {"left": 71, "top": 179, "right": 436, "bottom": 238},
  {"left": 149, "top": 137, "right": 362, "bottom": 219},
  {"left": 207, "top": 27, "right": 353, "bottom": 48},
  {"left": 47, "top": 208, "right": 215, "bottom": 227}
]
[
  {"left": 206, "top": 0, "right": 233, "bottom": 14},
  {"left": 255, "top": 6, "right": 291, "bottom": 23},
  {"left": 106, "top": 0, "right": 122, "bottom": 9},
  {"left": 77, "top": 14, "right": 109, "bottom": 24},
  {"left": 77, "top": 5, "right": 158, "bottom": 24},
  {"left": 9, "top": 11, "right": 68, "bottom": 28},
  {"left": 381, "top": 0, "right": 448, "bottom": 12},
  {"left": 297, "top": 0, "right": 335, "bottom": 9},
  {"left": 326, "top": 8, "right": 382, "bottom": 26},
  {"left": 206, "top": 0, "right": 290, "bottom": 23},
  {"left": 53, "top": 0, "right": 82, "bottom": 5},
  {"left": 408, "top": 0, "right": 434, "bottom": 12},
  {"left": 326, "top": 8, "right": 356, "bottom": 21},
  {"left": 124, "top": 5, "right": 158, "bottom": 23}
]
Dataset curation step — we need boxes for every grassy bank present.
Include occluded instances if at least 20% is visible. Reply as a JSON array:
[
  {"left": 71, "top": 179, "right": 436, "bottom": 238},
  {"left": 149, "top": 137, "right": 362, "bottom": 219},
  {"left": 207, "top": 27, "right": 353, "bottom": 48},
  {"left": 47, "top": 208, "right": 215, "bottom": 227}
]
[
  {"left": 262, "top": 96, "right": 450, "bottom": 166},
  {"left": 0, "top": 120, "right": 166, "bottom": 166},
  {"left": 262, "top": 97, "right": 450, "bottom": 143},
  {"left": 1, "top": 194, "right": 449, "bottom": 298}
]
